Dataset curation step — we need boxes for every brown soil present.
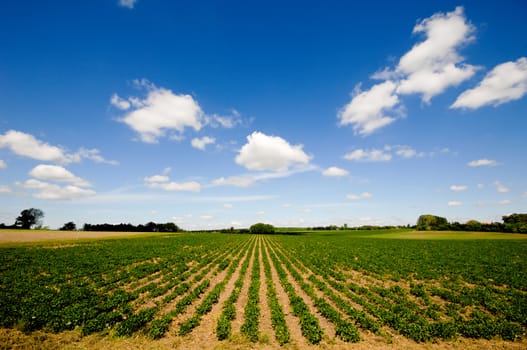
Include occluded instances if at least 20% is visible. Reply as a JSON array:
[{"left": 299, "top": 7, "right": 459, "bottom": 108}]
[
  {"left": 231, "top": 237, "right": 257, "bottom": 336},
  {"left": 2, "top": 235, "right": 526, "bottom": 350},
  {"left": 262, "top": 237, "right": 309, "bottom": 349},
  {"left": 265, "top": 239, "right": 345, "bottom": 346},
  {"left": 2, "top": 319, "right": 526, "bottom": 350},
  {"left": 0, "top": 229, "right": 171, "bottom": 243},
  {"left": 178, "top": 241, "right": 253, "bottom": 347},
  {"left": 257, "top": 237, "right": 276, "bottom": 346}
]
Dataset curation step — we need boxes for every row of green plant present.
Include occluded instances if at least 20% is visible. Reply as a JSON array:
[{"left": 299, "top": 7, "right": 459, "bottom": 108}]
[
  {"left": 146, "top": 237, "right": 254, "bottom": 339},
  {"left": 260, "top": 243, "right": 291, "bottom": 345},
  {"left": 240, "top": 241, "right": 261, "bottom": 342},
  {"left": 268, "top": 233, "right": 526, "bottom": 342},
  {"left": 266, "top": 242, "right": 323, "bottom": 344},
  {"left": 216, "top": 240, "right": 254, "bottom": 340},
  {"left": 178, "top": 239, "right": 249, "bottom": 336},
  {"left": 267, "top": 240, "right": 360, "bottom": 343}
]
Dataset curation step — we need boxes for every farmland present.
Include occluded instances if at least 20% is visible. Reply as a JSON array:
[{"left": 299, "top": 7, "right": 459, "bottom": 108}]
[{"left": 1, "top": 230, "right": 526, "bottom": 349}]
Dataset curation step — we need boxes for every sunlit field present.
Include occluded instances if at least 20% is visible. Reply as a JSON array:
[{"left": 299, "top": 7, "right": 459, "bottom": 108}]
[{"left": 1, "top": 229, "right": 526, "bottom": 349}]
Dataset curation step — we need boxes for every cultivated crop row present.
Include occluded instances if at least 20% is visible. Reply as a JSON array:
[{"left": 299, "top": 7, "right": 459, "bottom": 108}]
[{"left": 1, "top": 231, "right": 525, "bottom": 347}]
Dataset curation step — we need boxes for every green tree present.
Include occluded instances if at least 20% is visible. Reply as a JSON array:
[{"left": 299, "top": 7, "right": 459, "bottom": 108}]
[
  {"left": 60, "top": 221, "right": 76, "bottom": 231},
  {"left": 15, "top": 208, "right": 44, "bottom": 229},
  {"left": 249, "top": 223, "right": 275, "bottom": 234},
  {"left": 465, "top": 220, "right": 482, "bottom": 231},
  {"left": 416, "top": 214, "right": 448, "bottom": 231}
]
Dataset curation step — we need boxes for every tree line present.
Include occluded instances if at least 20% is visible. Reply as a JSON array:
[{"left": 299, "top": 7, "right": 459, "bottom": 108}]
[
  {"left": 0, "top": 208, "right": 181, "bottom": 233},
  {"left": 416, "top": 213, "right": 527, "bottom": 233}
]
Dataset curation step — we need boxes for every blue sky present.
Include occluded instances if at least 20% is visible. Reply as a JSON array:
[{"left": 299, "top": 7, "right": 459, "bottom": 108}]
[{"left": 1, "top": 0, "right": 526, "bottom": 229}]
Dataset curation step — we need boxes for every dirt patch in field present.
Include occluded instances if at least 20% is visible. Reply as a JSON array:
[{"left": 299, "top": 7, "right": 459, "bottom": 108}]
[
  {"left": 2, "top": 327, "right": 526, "bottom": 350},
  {"left": 0, "top": 229, "right": 171, "bottom": 244}
]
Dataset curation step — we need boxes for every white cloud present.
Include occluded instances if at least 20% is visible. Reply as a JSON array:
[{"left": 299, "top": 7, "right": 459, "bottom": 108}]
[
  {"left": 18, "top": 179, "right": 95, "bottom": 200},
  {"left": 0, "top": 160, "right": 6, "bottom": 169},
  {"left": 116, "top": 85, "right": 204, "bottom": 143},
  {"left": 322, "top": 167, "right": 349, "bottom": 177},
  {"left": 0, "top": 130, "right": 72, "bottom": 163},
  {"left": 494, "top": 181, "right": 510, "bottom": 193},
  {"left": 394, "top": 145, "right": 422, "bottom": 158},
  {"left": 208, "top": 110, "right": 243, "bottom": 128},
  {"left": 498, "top": 199, "right": 511, "bottom": 205},
  {"left": 340, "top": 7, "right": 477, "bottom": 135},
  {"left": 448, "top": 200, "right": 463, "bottom": 206},
  {"left": 394, "top": 7, "right": 477, "bottom": 102},
  {"left": 521, "top": 192, "right": 527, "bottom": 199},
  {"left": 144, "top": 175, "right": 169, "bottom": 183},
  {"left": 477, "top": 183, "right": 484, "bottom": 189},
  {"left": 148, "top": 181, "right": 201, "bottom": 192},
  {"left": 223, "top": 203, "right": 233, "bottom": 209},
  {"left": 118, "top": 0, "right": 137, "bottom": 9},
  {"left": 0, "top": 185, "right": 11, "bottom": 194},
  {"left": 110, "top": 94, "right": 131, "bottom": 110},
  {"left": 235, "top": 131, "right": 311, "bottom": 172},
  {"left": 344, "top": 148, "right": 392, "bottom": 162},
  {"left": 467, "top": 159, "right": 497, "bottom": 167},
  {"left": 451, "top": 57, "right": 527, "bottom": 109},
  {"left": 29, "top": 164, "right": 91, "bottom": 187},
  {"left": 338, "top": 81, "right": 401, "bottom": 135},
  {"left": 0, "top": 130, "right": 117, "bottom": 165},
  {"left": 347, "top": 192, "right": 373, "bottom": 200},
  {"left": 74, "top": 148, "right": 118, "bottom": 165},
  {"left": 212, "top": 176, "right": 255, "bottom": 188},
  {"left": 191, "top": 136, "right": 215, "bottom": 150},
  {"left": 449, "top": 185, "right": 467, "bottom": 192}
]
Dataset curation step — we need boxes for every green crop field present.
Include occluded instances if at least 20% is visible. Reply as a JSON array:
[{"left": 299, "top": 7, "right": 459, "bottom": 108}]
[{"left": 0, "top": 229, "right": 526, "bottom": 349}]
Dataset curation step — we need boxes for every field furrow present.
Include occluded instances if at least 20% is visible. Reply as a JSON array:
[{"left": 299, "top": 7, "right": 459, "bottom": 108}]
[{"left": 1, "top": 231, "right": 526, "bottom": 349}]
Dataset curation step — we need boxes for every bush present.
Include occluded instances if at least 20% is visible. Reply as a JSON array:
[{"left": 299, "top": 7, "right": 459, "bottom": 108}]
[{"left": 249, "top": 223, "right": 275, "bottom": 234}]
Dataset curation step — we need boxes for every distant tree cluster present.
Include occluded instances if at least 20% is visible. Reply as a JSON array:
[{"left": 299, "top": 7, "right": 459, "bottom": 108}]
[
  {"left": 416, "top": 213, "right": 527, "bottom": 233},
  {"left": 0, "top": 208, "right": 45, "bottom": 229},
  {"left": 249, "top": 223, "right": 275, "bottom": 234},
  {"left": 83, "top": 222, "right": 181, "bottom": 233}
]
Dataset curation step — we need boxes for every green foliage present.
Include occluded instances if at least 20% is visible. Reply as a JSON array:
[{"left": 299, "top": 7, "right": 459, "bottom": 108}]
[
  {"left": 249, "top": 223, "right": 275, "bottom": 234},
  {"left": 15, "top": 208, "right": 44, "bottom": 229},
  {"left": 1, "top": 231, "right": 525, "bottom": 345},
  {"left": 241, "top": 246, "right": 260, "bottom": 342},
  {"left": 416, "top": 214, "right": 448, "bottom": 231}
]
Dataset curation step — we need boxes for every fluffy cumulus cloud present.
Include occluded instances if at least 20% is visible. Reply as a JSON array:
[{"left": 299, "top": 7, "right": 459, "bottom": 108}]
[
  {"left": 450, "top": 185, "right": 467, "bottom": 192},
  {"left": 0, "top": 130, "right": 73, "bottom": 163},
  {"left": 322, "top": 167, "right": 349, "bottom": 177},
  {"left": 448, "top": 200, "right": 463, "bottom": 206},
  {"left": 29, "top": 165, "right": 91, "bottom": 187},
  {"left": 0, "top": 160, "right": 6, "bottom": 169},
  {"left": 235, "top": 131, "right": 311, "bottom": 172},
  {"left": 338, "top": 81, "right": 401, "bottom": 135},
  {"left": 393, "top": 7, "right": 476, "bottom": 102},
  {"left": 451, "top": 57, "right": 527, "bottom": 109},
  {"left": 114, "top": 83, "right": 204, "bottom": 143},
  {"left": 0, "top": 130, "right": 116, "bottom": 164},
  {"left": 340, "top": 7, "right": 478, "bottom": 134},
  {"left": 191, "top": 136, "right": 215, "bottom": 151},
  {"left": 347, "top": 192, "right": 373, "bottom": 200},
  {"left": 16, "top": 165, "right": 94, "bottom": 200},
  {"left": 467, "top": 159, "right": 497, "bottom": 167},
  {"left": 18, "top": 179, "right": 95, "bottom": 200},
  {"left": 0, "top": 185, "right": 11, "bottom": 194}
]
